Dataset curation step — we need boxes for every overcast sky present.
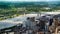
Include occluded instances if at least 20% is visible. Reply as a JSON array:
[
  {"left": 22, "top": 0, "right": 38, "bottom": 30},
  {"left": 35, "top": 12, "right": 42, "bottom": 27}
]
[{"left": 0, "top": 0, "right": 60, "bottom": 2}]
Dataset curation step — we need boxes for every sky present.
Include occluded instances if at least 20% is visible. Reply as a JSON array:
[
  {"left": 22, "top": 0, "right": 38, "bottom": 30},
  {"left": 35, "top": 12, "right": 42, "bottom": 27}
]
[{"left": 0, "top": 0, "right": 60, "bottom": 2}]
